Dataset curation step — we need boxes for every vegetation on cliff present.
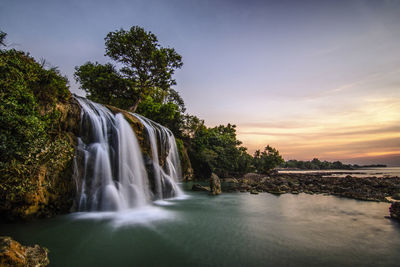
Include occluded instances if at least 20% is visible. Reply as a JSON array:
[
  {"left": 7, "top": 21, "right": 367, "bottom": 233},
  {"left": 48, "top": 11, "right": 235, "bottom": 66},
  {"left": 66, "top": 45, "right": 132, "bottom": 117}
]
[{"left": 0, "top": 33, "right": 80, "bottom": 220}]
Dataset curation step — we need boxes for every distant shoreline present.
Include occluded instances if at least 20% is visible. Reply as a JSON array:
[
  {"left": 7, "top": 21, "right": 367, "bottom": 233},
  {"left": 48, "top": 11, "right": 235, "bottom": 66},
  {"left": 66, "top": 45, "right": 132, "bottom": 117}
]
[{"left": 219, "top": 172, "right": 400, "bottom": 202}]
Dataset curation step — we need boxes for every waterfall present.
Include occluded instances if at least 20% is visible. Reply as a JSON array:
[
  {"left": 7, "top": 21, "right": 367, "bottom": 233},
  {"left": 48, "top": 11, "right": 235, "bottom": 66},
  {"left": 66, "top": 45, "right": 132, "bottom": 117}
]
[
  {"left": 132, "top": 114, "right": 183, "bottom": 199},
  {"left": 73, "top": 97, "right": 183, "bottom": 212}
]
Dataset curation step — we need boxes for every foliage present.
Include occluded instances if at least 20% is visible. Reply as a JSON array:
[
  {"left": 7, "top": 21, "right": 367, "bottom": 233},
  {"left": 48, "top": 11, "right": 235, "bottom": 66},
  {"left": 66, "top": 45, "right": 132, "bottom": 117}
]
[
  {"left": 75, "top": 26, "right": 183, "bottom": 112},
  {"left": 135, "top": 95, "right": 184, "bottom": 136},
  {"left": 188, "top": 124, "right": 254, "bottom": 178},
  {"left": 75, "top": 26, "right": 187, "bottom": 139},
  {"left": 281, "top": 158, "right": 386, "bottom": 170},
  {"left": 253, "top": 145, "right": 284, "bottom": 174},
  {"left": 74, "top": 62, "right": 135, "bottom": 109},
  {"left": 0, "top": 48, "right": 70, "bottom": 162},
  {"left": 105, "top": 26, "right": 182, "bottom": 109},
  {"left": 0, "top": 42, "right": 72, "bottom": 210}
]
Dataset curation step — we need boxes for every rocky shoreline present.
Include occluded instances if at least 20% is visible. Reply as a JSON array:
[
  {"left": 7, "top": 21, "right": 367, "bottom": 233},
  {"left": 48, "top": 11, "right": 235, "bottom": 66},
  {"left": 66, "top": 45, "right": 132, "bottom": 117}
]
[
  {"left": 193, "top": 172, "right": 400, "bottom": 203},
  {"left": 224, "top": 173, "right": 400, "bottom": 202}
]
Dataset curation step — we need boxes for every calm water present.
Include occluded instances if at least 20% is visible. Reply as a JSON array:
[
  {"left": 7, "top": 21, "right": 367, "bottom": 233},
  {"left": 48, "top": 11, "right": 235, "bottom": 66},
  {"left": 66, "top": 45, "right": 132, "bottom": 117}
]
[
  {"left": 279, "top": 167, "right": 400, "bottom": 178},
  {"left": 1, "top": 188, "right": 400, "bottom": 267}
]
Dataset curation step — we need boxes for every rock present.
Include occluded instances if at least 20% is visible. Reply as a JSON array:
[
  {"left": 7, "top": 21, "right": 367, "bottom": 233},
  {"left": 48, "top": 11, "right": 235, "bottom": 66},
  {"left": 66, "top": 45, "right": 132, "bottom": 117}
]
[
  {"left": 184, "top": 167, "right": 194, "bottom": 182},
  {"left": 209, "top": 173, "right": 222, "bottom": 195},
  {"left": 390, "top": 202, "right": 400, "bottom": 220},
  {"left": 392, "top": 193, "right": 400, "bottom": 201},
  {"left": 250, "top": 190, "right": 259, "bottom": 195},
  {"left": 192, "top": 184, "right": 210, "bottom": 192},
  {"left": 224, "top": 178, "right": 239, "bottom": 184},
  {"left": 279, "top": 185, "right": 289, "bottom": 192},
  {"left": 0, "top": 236, "right": 49, "bottom": 267},
  {"left": 243, "top": 173, "right": 267, "bottom": 184}
]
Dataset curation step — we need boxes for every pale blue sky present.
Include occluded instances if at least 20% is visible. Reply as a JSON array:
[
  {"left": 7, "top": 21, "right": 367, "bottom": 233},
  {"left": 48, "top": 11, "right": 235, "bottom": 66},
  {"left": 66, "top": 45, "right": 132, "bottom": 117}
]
[{"left": 1, "top": 0, "right": 399, "bottom": 164}]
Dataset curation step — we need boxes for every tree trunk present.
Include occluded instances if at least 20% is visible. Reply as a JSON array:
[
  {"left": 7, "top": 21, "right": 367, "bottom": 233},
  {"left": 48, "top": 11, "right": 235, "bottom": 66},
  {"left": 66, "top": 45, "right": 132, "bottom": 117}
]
[{"left": 129, "top": 97, "right": 141, "bottom": 112}]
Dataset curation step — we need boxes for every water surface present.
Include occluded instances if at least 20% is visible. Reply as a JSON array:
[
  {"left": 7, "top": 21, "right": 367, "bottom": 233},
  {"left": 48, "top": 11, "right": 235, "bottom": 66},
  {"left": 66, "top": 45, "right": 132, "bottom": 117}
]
[{"left": 1, "top": 190, "right": 399, "bottom": 267}]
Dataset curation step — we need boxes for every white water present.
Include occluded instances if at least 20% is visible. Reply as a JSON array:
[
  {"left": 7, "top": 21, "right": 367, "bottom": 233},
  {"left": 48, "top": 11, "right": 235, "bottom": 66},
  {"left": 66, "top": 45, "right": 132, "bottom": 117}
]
[
  {"left": 132, "top": 113, "right": 184, "bottom": 199},
  {"left": 73, "top": 98, "right": 183, "bottom": 212}
]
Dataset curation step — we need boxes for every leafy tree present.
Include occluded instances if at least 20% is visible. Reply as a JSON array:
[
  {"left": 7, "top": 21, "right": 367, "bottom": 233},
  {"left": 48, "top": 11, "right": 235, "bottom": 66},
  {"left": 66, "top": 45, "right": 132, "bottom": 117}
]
[
  {"left": 75, "top": 26, "right": 186, "bottom": 137},
  {"left": 104, "top": 26, "right": 183, "bottom": 111},
  {"left": 74, "top": 62, "right": 135, "bottom": 109},
  {"left": 253, "top": 145, "right": 284, "bottom": 174},
  {"left": 188, "top": 123, "right": 253, "bottom": 178},
  {"left": 135, "top": 95, "right": 183, "bottom": 136}
]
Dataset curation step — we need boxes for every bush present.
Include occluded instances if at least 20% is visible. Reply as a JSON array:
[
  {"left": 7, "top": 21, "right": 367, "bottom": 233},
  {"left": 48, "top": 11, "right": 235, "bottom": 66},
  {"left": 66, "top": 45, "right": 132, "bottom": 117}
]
[
  {"left": 0, "top": 49, "right": 70, "bottom": 163},
  {"left": 0, "top": 47, "right": 72, "bottom": 212}
]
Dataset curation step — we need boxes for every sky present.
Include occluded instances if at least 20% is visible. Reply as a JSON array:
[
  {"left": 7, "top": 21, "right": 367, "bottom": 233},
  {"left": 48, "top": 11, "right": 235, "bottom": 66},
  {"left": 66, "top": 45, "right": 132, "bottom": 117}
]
[{"left": 1, "top": 0, "right": 399, "bottom": 165}]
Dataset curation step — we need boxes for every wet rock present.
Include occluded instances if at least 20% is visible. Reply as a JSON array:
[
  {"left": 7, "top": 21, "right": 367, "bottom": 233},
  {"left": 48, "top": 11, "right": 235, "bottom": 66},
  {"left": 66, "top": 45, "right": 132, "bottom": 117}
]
[
  {"left": 209, "top": 173, "right": 222, "bottom": 195},
  {"left": 0, "top": 236, "right": 49, "bottom": 267},
  {"left": 192, "top": 184, "right": 210, "bottom": 192},
  {"left": 220, "top": 172, "right": 400, "bottom": 202},
  {"left": 392, "top": 193, "right": 400, "bottom": 200},
  {"left": 390, "top": 202, "right": 400, "bottom": 220},
  {"left": 224, "top": 178, "right": 239, "bottom": 184},
  {"left": 250, "top": 190, "right": 259, "bottom": 195}
]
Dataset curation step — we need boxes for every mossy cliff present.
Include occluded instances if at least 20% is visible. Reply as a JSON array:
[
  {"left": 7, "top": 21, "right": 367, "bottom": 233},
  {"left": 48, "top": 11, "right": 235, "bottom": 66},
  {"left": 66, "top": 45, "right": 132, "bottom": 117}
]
[{"left": 0, "top": 49, "right": 80, "bottom": 220}]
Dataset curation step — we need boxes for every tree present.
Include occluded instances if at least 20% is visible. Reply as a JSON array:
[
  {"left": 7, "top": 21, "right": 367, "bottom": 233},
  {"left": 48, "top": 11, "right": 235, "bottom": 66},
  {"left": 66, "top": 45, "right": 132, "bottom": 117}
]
[
  {"left": 253, "top": 145, "right": 284, "bottom": 174},
  {"left": 74, "top": 62, "right": 135, "bottom": 109},
  {"left": 188, "top": 123, "right": 253, "bottom": 178},
  {"left": 104, "top": 26, "right": 183, "bottom": 111}
]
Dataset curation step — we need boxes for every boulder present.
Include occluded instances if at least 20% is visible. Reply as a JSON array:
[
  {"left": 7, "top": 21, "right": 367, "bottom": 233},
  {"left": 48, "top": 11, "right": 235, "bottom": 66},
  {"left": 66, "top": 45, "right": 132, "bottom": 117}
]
[
  {"left": 192, "top": 184, "right": 210, "bottom": 192},
  {"left": 390, "top": 202, "right": 400, "bottom": 220},
  {"left": 224, "top": 178, "right": 239, "bottom": 184},
  {"left": 209, "top": 173, "right": 222, "bottom": 195},
  {"left": 0, "top": 236, "right": 49, "bottom": 267}
]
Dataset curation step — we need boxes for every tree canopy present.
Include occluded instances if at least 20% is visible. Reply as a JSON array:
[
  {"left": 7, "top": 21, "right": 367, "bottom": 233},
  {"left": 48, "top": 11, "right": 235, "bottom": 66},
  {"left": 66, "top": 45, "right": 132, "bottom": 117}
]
[
  {"left": 188, "top": 124, "right": 255, "bottom": 178},
  {"left": 75, "top": 26, "right": 183, "bottom": 112},
  {"left": 253, "top": 145, "right": 284, "bottom": 174}
]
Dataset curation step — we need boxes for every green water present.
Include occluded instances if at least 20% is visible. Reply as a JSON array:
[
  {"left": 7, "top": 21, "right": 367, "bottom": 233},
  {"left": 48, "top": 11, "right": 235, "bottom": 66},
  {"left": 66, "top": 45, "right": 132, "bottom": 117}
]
[{"left": 1, "top": 189, "right": 400, "bottom": 267}]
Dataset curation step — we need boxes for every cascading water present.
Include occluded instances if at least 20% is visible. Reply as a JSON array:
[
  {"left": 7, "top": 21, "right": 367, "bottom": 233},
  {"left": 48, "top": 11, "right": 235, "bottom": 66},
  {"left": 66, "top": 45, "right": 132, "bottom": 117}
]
[
  {"left": 132, "top": 114, "right": 183, "bottom": 199},
  {"left": 73, "top": 97, "right": 183, "bottom": 212}
]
